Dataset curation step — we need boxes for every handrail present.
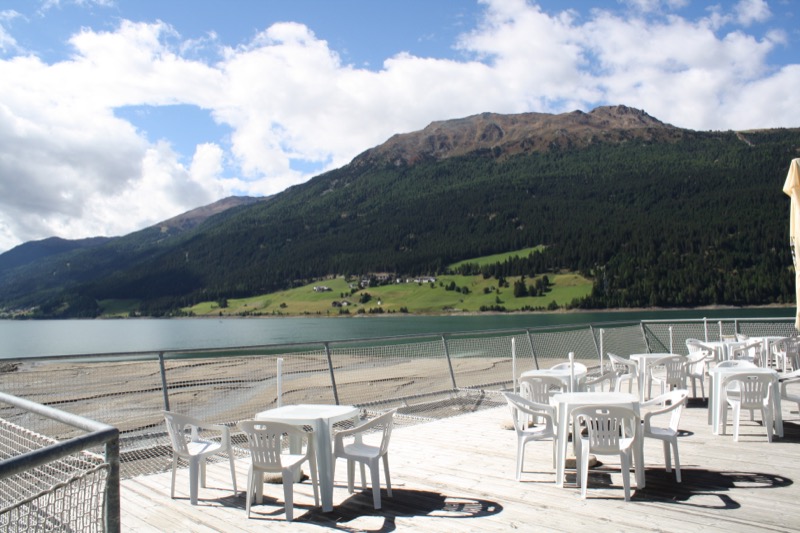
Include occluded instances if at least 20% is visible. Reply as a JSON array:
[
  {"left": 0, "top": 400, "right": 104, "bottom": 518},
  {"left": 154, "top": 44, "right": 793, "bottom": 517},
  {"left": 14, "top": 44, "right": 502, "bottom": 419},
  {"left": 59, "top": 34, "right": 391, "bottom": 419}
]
[{"left": 0, "top": 391, "right": 120, "bottom": 533}]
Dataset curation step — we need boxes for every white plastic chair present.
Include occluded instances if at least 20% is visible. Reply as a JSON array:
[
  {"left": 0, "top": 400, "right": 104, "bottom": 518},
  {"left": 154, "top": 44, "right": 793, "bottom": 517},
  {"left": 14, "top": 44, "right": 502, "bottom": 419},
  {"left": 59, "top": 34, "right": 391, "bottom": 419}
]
[
  {"left": 779, "top": 369, "right": 800, "bottom": 413},
  {"left": 584, "top": 370, "right": 617, "bottom": 392},
  {"left": 572, "top": 405, "right": 639, "bottom": 501},
  {"left": 685, "top": 351, "right": 710, "bottom": 399},
  {"left": 551, "top": 361, "right": 588, "bottom": 374},
  {"left": 162, "top": 411, "right": 237, "bottom": 506},
  {"left": 716, "top": 360, "right": 757, "bottom": 369},
  {"left": 649, "top": 355, "right": 688, "bottom": 398},
  {"left": 772, "top": 337, "right": 800, "bottom": 372},
  {"left": 333, "top": 409, "right": 396, "bottom": 509},
  {"left": 519, "top": 375, "right": 567, "bottom": 403},
  {"left": 236, "top": 420, "right": 319, "bottom": 521},
  {"left": 502, "top": 392, "right": 557, "bottom": 480},
  {"left": 730, "top": 341, "right": 764, "bottom": 366},
  {"left": 607, "top": 353, "right": 637, "bottom": 393},
  {"left": 721, "top": 373, "right": 774, "bottom": 442},
  {"left": 518, "top": 375, "right": 566, "bottom": 426},
  {"left": 641, "top": 390, "right": 689, "bottom": 482}
]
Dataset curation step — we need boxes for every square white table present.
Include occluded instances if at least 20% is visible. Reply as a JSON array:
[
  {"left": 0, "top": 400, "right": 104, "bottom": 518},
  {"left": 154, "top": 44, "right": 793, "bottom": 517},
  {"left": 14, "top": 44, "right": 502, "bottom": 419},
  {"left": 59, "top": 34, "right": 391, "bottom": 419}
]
[
  {"left": 549, "top": 391, "right": 644, "bottom": 490},
  {"left": 520, "top": 366, "right": 587, "bottom": 393},
  {"left": 707, "top": 367, "right": 783, "bottom": 437},
  {"left": 629, "top": 353, "right": 672, "bottom": 401},
  {"left": 255, "top": 403, "right": 360, "bottom": 512}
]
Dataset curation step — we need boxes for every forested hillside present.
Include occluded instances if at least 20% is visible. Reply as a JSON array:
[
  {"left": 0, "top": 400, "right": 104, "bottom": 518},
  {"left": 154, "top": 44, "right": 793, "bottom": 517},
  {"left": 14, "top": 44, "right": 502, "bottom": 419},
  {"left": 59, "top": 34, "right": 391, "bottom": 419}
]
[{"left": 0, "top": 107, "right": 797, "bottom": 317}]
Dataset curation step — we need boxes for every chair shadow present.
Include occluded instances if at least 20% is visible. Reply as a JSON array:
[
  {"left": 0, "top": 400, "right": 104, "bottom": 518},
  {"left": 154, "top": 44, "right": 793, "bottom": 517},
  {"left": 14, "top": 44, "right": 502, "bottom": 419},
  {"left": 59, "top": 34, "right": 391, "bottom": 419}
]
[
  {"left": 632, "top": 468, "right": 792, "bottom": 508},
  {"left": 295, "top": 488, "right": 503, "bottom": 532}
]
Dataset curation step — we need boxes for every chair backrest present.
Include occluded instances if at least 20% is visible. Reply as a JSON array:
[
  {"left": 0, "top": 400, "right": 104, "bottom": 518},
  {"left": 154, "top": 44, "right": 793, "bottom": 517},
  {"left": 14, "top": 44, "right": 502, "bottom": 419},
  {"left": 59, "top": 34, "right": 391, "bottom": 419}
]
[
  {"left": 237, "top": 420, "right": 311, "bottom": 470},
  {"left": 723, "top": 374, "right": 772, "bottom": 408},
  {"left": 735, "top": 333, "right": 750, "bottom": 341},
  {"left": 519, "top": 375, "right": 566, "bottom": 403},
  {"left": 163, "top": 411, "right": 200, "bottom": 456},
  {"left": 716, "top": 360, "right": 757, "bottom": 368},
  {"left": 685, "top": 351, "right": 709, "bottom": 375},
  {"left": 551, "top": 362, "right": 588, "bottom": 374},
  {"left": 644, "top": 389, "right": 688, "bottom": 432},
  {"left": 584, "top": 370, "right": 617, "bottom": 392},
  {"left": 572, "top": 405, "right": 638, "bottom": 454},
  {"left": 502, "top": 392, "right": 555, "bottom": 434},
  {"left": 731, "top": 341, "right": 764, "bottom": 365},
  {"left": 650, "top": 355, "right": 688, "bottom": 388},
  {"left": 720, "top": 334, "right": 737, "bottom": 342},
  {"left": 607, "top": 353, "right": 635, "bottom": 375}
]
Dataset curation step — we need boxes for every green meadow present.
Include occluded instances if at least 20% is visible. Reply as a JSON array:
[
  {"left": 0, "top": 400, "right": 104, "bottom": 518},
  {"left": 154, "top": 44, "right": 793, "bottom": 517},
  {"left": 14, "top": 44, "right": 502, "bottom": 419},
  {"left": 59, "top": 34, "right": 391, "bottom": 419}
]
[{"left": 184, "top": 248, "right": 592, "bottom": 317}]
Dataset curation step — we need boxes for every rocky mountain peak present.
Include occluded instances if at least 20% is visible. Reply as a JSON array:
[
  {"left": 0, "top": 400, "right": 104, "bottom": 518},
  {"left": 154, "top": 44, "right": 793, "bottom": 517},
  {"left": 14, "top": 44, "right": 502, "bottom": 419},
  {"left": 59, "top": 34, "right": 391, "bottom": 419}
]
[{"left": 354, "top": 105, "right": 683, "bottom": 166}]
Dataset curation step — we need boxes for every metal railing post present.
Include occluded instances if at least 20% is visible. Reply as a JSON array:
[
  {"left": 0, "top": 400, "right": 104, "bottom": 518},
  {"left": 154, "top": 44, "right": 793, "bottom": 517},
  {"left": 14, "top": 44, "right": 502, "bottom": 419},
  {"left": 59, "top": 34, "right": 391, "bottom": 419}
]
[
  {"left": 324, "top": 342, "right": 340, "bottom": 405},
  {"left": 441, "top": 335, "right": 458, "bottom": 389},
  {"left": 158, "top": 352, "right": 170, "bottom": 412},
  {"left": 105, "top": 435, "right": 121, "bottom": 533},
  {"left": 525, "top": 328, "right": 539, "bottom": 370}
]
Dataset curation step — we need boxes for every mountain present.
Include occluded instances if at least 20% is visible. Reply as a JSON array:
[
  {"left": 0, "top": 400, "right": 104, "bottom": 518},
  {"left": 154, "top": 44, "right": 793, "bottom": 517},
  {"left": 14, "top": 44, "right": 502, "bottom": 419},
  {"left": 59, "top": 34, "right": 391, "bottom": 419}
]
[{"left": 1, "top": 105, "right": 798, "bottom": 317}]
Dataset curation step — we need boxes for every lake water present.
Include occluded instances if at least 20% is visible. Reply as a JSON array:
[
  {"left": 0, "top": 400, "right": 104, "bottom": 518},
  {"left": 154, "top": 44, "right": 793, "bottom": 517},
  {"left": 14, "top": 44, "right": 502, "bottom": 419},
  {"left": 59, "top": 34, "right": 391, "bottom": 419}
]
[{"left": 0, "top": 307, "right": 794, "bottom": 359}]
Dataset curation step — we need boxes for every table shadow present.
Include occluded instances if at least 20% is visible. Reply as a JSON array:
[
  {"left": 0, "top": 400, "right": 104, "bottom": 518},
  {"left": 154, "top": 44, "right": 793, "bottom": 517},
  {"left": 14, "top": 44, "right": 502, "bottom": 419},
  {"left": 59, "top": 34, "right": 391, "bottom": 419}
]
[
  {"left": 295, "top": 488, "right": 502, "bottom": 531},
  {"left": 632, "top": 468, "right": 792, "bottom": 508}
]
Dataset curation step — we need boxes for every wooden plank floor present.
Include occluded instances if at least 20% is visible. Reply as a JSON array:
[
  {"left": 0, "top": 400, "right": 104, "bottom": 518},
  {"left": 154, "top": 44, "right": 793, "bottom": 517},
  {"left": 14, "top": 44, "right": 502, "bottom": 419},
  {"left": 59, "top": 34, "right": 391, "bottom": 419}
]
[{"left": 121, "top": 394, "right": 800, "bottom": 532}]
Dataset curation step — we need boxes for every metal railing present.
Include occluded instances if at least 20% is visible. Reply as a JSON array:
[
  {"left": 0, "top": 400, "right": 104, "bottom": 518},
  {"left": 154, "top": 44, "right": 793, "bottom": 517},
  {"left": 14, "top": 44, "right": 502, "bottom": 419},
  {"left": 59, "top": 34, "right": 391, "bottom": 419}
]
[
  {"left": 0, "top": 316, "right": 794, "bottom": 488},
  {"left": 0, "top": 391, "right": 120, "bottom": 532}
]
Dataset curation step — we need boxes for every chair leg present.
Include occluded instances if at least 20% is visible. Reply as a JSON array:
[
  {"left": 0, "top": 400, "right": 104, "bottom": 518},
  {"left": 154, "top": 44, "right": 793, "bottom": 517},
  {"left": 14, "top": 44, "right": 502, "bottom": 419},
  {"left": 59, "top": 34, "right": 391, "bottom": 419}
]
[
  {"left": 732, "top": 403, "right": 741, "bottom": 442},
  {"left": 515, "top": 439, "right": 524, "bottom": 481},
  {"left": 228, "top": 452, "right": 237, "bottom": 494},
  {"left": 346, "top": 459, "right": 355, "bottom": 493},
  {"left": 189, "top": 457, "right": 200, "bottom": 505},
  {"left": 170, "top": 456, "right": 178, "bottom": 499},
  {"left": 382, "top": 454, "right": 392, "bottom": 498},
  {"left": 620, "top": 451, "right": 631, "bottom": 501},
  {"left": 246, "top": 467, "right": 254, "bottom": 518},
  {"left": 282, "top": 467, "right": 295, "bottom": 522},
  {"left": 763, "top": 407, "right": 774, "bottom": 442},
  {"left": 579, "top": 439, "right": 589, "bottom": 499},
  {"left": 662, "top": 440, "right": 672, "bottom": 473},
  {"left": 672, "top": 440, "right": 681, "bottom": 483},
  {"left": 369, "top": 459, "right": 382, "bottom": 509},
  {"left": 308, "top": 454, "right": 320, "bottom": 507}
]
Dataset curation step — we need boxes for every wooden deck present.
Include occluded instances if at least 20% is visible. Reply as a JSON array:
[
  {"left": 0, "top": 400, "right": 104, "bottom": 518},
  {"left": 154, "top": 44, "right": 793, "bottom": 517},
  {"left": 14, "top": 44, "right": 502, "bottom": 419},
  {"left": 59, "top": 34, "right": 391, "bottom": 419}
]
[{"left": 121, "top": 394, "right": 800, "bottom": 532}]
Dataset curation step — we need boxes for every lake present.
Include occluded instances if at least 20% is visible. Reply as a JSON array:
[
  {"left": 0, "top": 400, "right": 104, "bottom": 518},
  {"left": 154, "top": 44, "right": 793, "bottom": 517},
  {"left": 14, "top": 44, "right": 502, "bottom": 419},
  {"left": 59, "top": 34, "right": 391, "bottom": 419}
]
[{"left": 0, "top": 307, "right": 794, "bottom": 359}]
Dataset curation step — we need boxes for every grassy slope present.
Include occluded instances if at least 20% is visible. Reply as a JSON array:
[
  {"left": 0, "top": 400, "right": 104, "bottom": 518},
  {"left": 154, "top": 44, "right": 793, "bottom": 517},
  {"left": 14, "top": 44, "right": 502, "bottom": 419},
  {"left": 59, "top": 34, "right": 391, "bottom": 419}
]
[
  {"left": 99, "top": 248, "right": 592, "bottom": 317},
  {"left": 181, "top": 246, "right": 591, "bottom": 317}
]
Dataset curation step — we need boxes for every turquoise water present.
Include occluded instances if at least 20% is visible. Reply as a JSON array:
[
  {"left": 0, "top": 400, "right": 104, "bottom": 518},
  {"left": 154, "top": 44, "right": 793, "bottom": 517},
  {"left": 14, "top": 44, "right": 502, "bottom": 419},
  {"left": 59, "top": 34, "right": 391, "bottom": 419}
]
[{"left": 0, "top": 307, "right": 793, "bottom": 358}]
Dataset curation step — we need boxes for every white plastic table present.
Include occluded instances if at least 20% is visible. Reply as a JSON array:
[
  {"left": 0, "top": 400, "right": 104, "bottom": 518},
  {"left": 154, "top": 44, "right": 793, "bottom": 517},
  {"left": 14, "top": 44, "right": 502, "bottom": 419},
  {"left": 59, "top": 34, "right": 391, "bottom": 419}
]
[
  {"left": 629, "top": 353, "right": 672, "bottom": 401},
  {"left": 707, "top": 367, "right": 783, "bottom": 437},
  {"left": 549, "top": 391, "right": 644, "bottom": 490},
  {"left": 520, "top": 366, "right": 587, "bottom": 393},
  {"left": 255, "top": 403, "right": 360, "bottom": 512}
]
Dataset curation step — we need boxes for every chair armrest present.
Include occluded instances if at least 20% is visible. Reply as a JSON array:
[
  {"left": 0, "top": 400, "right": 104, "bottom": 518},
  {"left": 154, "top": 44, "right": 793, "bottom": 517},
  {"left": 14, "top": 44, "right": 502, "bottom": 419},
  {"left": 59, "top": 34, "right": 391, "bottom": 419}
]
[{"left": 779, "top": 369, "right": 800, "bottom": 383}]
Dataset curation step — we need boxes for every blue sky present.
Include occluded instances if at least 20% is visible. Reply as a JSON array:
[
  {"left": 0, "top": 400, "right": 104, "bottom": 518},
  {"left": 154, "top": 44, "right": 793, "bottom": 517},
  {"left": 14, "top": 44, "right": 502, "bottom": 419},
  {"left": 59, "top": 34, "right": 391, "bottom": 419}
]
[{"left": 0, "top": 0, "right": 798, "bottom": 252}]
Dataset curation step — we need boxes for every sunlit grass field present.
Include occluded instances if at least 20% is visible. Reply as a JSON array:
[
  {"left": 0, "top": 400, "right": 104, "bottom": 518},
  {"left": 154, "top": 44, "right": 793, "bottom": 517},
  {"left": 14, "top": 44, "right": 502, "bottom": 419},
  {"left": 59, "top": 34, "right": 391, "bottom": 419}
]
[{"left": 183, "top": 247, "right": 592, "bottom": 317}]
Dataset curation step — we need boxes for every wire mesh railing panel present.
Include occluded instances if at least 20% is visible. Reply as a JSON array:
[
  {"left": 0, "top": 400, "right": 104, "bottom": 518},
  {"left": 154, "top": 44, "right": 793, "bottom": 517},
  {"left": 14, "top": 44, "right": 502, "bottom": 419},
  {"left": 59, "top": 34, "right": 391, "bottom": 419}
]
[
  {"left": 527, "top": 327, "right": 601, "bottom": 370},
  {"left": 0, "top": 358, "right": 164, "bottom": 442},
  {"left": 330, "top": 338, "right": 452, "bottom": 409},
  {"left": 593, "top": 324, "right": 647, "bottom": 363},
  {"left": 735, "top": 319, "right": 796, "bottom": 338},
  {"left": 443, "top": 332, "right": 520, "bottom": 389},
  {"left": 0, "top": 418, "right": 109, "bottom": 533}
]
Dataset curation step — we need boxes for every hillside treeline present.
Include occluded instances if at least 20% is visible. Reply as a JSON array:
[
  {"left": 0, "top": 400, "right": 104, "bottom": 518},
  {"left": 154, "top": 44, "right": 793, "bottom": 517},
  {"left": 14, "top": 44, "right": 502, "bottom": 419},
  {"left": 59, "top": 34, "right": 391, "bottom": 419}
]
[{"left": 5, "top": 128, "right": 799, "bottom": 317}]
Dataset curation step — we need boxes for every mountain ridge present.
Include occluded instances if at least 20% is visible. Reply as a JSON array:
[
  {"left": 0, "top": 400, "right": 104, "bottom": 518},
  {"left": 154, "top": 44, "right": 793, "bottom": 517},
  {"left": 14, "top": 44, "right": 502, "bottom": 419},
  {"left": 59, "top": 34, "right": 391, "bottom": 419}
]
[{"left": 1, "top": 105, "right": 798, "bottom": 317}]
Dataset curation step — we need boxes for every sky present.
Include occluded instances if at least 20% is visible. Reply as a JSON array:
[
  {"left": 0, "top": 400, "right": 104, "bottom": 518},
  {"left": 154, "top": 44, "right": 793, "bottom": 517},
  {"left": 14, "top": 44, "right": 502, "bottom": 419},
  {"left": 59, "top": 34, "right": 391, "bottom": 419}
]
[{"left": 0, "top": 0, "right": 798, "bottom": 253}]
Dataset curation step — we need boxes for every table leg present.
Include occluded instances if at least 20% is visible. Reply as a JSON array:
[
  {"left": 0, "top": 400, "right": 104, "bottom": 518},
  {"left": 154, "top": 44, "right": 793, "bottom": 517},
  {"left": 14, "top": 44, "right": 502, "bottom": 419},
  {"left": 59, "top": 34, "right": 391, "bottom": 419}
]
[
  {"left": 634, "top": 416, "right": 645, "bottom": 489},
  {"left": 315, "top": 420, "right": 335, "bottom": 512},
  {"left": 772, "top": 383, "right": 784, "bottom": 438},
  {"left": 556, "top": 407, "right": 568, "bottom": 488}
]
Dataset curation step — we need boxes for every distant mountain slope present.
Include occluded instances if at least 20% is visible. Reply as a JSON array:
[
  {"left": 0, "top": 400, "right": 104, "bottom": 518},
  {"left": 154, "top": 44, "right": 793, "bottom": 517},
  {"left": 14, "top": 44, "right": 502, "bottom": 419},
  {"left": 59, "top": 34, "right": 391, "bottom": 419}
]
[
  {"left": 0, "top": 236, "right": 111, "bottom": 272},
  {"left": 0, "top": 106, "right": 797, "bottom": 317}
]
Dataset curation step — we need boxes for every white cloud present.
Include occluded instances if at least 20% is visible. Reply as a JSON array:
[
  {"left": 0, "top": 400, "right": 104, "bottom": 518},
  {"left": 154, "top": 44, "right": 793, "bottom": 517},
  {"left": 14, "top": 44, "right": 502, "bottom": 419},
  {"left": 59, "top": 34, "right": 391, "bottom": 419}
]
[
  {"left": 735, "top": 0, "right": 771, "bottom": 26},
  {"left": 0, "top": 0, "right": 798, "bottom": 252}
]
